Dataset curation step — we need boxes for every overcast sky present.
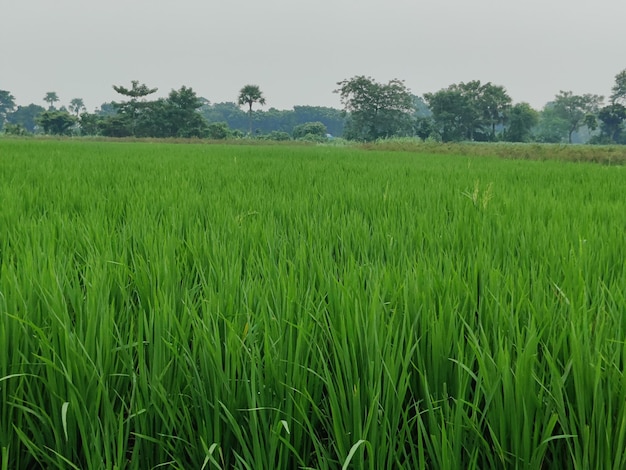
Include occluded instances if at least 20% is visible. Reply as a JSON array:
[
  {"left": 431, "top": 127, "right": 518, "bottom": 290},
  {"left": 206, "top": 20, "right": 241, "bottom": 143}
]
[{"left": 2, "top": 0, "right": 625, "bottom": 112}]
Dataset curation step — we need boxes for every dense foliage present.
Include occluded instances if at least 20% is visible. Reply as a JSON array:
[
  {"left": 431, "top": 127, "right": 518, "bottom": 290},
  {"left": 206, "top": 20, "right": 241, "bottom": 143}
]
[
  {"left": 1, "top": 140, "right": 625, "bottom": 469},
  {"left": 336, "top": 76, "right": 415, "bottom": 141}
]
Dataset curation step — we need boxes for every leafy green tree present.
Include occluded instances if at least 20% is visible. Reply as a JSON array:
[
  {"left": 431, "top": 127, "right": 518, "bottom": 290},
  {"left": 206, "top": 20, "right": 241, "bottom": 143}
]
[
  {"left": 452, "top": 80, "right": 487, "bottom": 140},
  {"left": 78, "top": 112, "right": 103, "bottom": 136},
  {"left": 552, "top": 90, "right": 603, "bottom": 143},
  {"left": 7, "top": 104, "right": 45, "bottom": 132},
  {"left": 43, "top": 92, "right": 59, "bottom": 110},
  {"left": 412, "top": 95, "right": 432, "bottom": 118},
  {"left": 610, "top": 69, "right": 626, "bottom": 105},
  {"left": 112, "top": 80, "right": 158, "bottom": 135},
  {"left": 292, "top": 121, "right": 327, "bottom": 140},
  {"left": 534, "top": 103, "right": 571, "bottom": 143},
  {"left": 0, "top": 90, "right": 16, "bottom": 129},
  {"left": 238, "top": 84, "right": 266, "bottom": 135},
  {"left": 597, "top": 103, "right": 626, "bottom": 143},
  {"left": 504, "top": 103, "right": 539, "bottom": 142},
  {"left": 424, "top": 87, "right": 474, "bottom": 141},
  {"left": 99, "top": 115, "right": 133, "bottom": 137},
  {"left": 414, "top": 117, "right": 438, "bottom": 141},
  {"left": 96, "top": 102, "right": 117, "bottom": 117},
  {"left": 425, "top": 81, "right": 511, "bottom": 141},
  {"left": 159, "top": 86, "right": 208, "bottom": 138},
  {"left": 69, "top": 98, "right": 86, "bottom": 116},
  {"left": 335, "top": 76, "right": 415, "bottom": 141},
  {"left": 37, "top": 110, "right": 77, "bottom": 135},
  {"left": 480, "top": 83, "right": 512, "bottom": 139}
]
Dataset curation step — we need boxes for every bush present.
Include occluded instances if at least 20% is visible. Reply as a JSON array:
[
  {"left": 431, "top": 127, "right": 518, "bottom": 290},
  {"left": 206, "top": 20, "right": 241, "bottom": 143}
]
[
  {"left": 3, "top": 123, "right": 30, "bottom": 136},
  {"left": 292, "top": 121, "right": 327, "bottom": 140},
  {"left": 265, "top": 131, "right": 291, "bottom": 141},
  {"left": 206, "top": 122, "right": 231, "bottom": 140}
]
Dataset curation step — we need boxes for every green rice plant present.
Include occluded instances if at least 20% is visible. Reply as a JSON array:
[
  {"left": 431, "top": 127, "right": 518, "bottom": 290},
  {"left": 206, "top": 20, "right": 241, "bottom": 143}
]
[{"left": 0, "top": 139, "right": 625, "bottom": 468}]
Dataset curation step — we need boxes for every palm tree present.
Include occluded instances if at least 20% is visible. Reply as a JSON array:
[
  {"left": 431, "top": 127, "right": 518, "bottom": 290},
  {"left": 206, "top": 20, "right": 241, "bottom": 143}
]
[
  {"left": 44, "top": 92, "right": 59, "bottom": 110},
  {"left": 238, "top": 84, "right": 266, "bottom": 135},
  {"left": 69, "top": 98, "right": 86, "bottom": 116}
]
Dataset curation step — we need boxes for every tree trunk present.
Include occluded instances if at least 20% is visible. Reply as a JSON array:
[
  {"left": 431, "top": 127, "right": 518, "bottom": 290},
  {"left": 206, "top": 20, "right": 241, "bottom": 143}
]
[{"left": 248, "top": 103, "right": 253, "bottom": 136}]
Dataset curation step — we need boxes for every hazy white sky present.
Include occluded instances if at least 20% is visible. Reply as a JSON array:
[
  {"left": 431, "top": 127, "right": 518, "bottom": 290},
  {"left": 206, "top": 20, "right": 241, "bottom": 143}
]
[{"left": 2, "top": 0, "right": 625, "bottom": 112}]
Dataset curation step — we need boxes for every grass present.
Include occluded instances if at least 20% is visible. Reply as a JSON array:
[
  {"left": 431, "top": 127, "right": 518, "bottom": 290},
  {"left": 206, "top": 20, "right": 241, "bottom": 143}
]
[
  {"left": 360, "top": 139, "right": 626, "bottom": 165},
  {"left": 1, "top": 139, "right": 625, "bottom": 468}
]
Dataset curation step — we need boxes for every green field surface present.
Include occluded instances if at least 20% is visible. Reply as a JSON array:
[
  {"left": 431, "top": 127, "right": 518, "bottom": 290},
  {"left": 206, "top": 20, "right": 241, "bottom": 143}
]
[{"left": 1, "top": 140, "right": 625, "bottom": 469}]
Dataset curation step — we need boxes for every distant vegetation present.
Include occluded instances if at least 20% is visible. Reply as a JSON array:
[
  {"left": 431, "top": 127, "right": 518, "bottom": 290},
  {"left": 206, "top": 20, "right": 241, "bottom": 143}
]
[{"left": 1, "top": 69, "right": 625, "bottom": 143}]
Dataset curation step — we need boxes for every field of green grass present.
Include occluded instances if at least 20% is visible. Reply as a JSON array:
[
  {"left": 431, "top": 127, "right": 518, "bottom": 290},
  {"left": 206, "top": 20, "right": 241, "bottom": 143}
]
[{"left": 1, "top": 139, "right": 625, "bottom": 469}]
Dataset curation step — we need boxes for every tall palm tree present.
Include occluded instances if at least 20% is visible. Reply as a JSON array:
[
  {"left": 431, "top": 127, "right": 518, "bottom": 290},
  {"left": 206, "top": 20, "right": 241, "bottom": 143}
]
[
  {"left": 238, "top": 84, "right": 266, "bottom": 136},
  {"left": 44, "top": 92, "right": 59, "bottom": 110},
  {"left": 69, "top": 98, "right": 86, "bottom": 116}
]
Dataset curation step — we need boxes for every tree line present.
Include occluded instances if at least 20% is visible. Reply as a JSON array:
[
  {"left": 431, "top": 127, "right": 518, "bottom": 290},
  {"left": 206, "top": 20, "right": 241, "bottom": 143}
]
[
  {"left": 0, "top": 83, "right": 343, "bottom": 142},
  {"left": 1, "top": 69, "right": 625, "bottom": 144}
]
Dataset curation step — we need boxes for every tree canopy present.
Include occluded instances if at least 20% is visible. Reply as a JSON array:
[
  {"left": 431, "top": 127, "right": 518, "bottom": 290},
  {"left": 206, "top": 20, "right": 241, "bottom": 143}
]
[
  {"left": 69, "top": 98, "right": 86, "bottom": 116},
  {"left": 335, "top": 76, "right": 415, "bottom": 141},
  {"left": 424, "top": 81, "right": 511, "bottom": 142},
  {"left": 597, "top": 103, "right": 626, "bottom": 143},
  {"left": 43, "top": 92, "right": 59, "bottom": 110},
  {"left": 37, "top": 110, "right": 77, "bottom": 135},
  {"left": 610, "top": 69, "right": 626, "bottom": 105},
  {"left": 0, "top": 90, "right": 16, "bottom": 129},
  {"left": 552, "top": 91, "right": 603, "bottom": 143},
  {"left": 505, "top": 103, "right": 539, "bottom": 142},
  {"left": 111, "top": 80, "right": 159, "bottom": 135}
]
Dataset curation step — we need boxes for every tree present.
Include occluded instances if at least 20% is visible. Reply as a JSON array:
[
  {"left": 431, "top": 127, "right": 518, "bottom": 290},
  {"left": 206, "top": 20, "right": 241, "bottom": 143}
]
[
  {"left": 424, "top": 81, "right": 511, "bottom": 142},
  {"left": 112, "top": 80, "right": 158, "bottom": 136},
  {"left": 79, "top": 112, "right": 103, "bottom": 136},
  {"left": 69, "top": 98, "right": 86, "bottom": 116},
  {"left": 37, "top": 110, "right": 77, "bottom": 135},
  {"left": 162, "top": 86, "right": 208, "bottom": 138},
  {"left": 480, "top": 83, "right": 512, "bottom": 139},
  {"left": 414, "top": 117, "right": 438, "bottom": 141},
  {"left": 504, "top": 103, "right": 539, "bottom": 142},
  {"left": 534, "top": 103, "right": 571, "bottom": 143},
  {"left": 44, "top": 92, "right": 59, "bottom": 110},
  {"left": 238, "top": 84, "right": 266, "bottom": 135},
  {"left": 0, "top": 90, "right": 16, "bottom": 129},
  {"left": 99, "top": 115, "right": 133, "bottom": 138},
  {"left": 95, "top": 102, "right": 117, "bottom": 117},
  {"left": 335, "top": 76, "right": 415, "bottom": 141},
  {"left": 7, "top": 104, "right": 45, "bottom": 133},
  {"left": 610, "top": 69, "right": 626, "bottom": 105},
  {"left": 424, "top": 87, "right": 475, "bottom": 141},
  {"left": 597, "top": 104, "right": 626, "bottom": 143},
  {"left": 452, "top": 80, "right": 487, "bottom": 140},
  {"left": 552, "top": 91, "right": 603, "bottom": 143}
]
